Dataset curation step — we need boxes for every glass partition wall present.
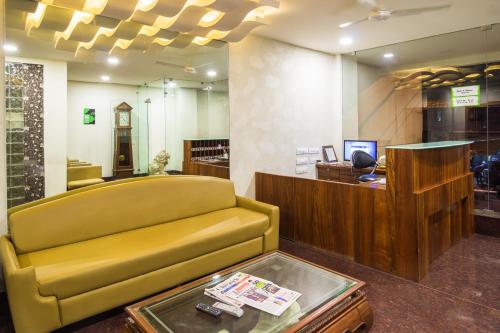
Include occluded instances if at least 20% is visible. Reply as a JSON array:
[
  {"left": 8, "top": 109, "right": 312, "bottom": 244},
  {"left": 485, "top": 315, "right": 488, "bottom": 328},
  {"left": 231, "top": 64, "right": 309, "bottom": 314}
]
[
  {"left": 135, "top": 79, "right": 229, "bottom": 174},
  {"left": 343, "top": 23, "right": 500, "bottom": 216}
]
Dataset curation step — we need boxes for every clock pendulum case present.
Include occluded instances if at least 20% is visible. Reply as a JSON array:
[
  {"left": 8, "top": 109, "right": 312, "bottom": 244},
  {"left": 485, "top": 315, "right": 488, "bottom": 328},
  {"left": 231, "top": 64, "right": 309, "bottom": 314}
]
[{"left": 113, "top": 102, "right": 134, "bottom": 178}]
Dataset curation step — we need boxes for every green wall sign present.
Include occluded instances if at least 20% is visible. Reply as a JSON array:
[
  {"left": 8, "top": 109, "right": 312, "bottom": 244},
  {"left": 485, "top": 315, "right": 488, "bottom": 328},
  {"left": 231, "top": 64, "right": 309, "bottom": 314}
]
[
  {"left": 83, "top": 107, "right": 95, "bottom": 125},
  {"left": 451, "top": 85, "right": 480, "bottom": 107}
]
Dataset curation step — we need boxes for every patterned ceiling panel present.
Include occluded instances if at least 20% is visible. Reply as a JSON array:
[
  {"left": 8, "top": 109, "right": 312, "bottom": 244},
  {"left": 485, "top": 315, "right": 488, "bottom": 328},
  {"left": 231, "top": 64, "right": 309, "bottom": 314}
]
[{"left": 7, "top": 0, "right": 280, "bottom": 54}]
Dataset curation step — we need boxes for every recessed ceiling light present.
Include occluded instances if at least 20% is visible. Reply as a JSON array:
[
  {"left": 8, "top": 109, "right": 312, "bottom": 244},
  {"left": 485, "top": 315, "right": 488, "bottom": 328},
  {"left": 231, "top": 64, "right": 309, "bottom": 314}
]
[
  {"left": 100, "top": 75, "right": 110, "bottom": 81},
  {"left": 339, "top": 37, "right": 353, "bottom": 46},
  {"left": 4, "top": 43, "right": 18, "bottom": 52},
  {"left": 339, "top": 22, "right": 352, "bottom": 28},
  {"left": 207, "top": 70, "right": 217, "bottom": 77},
  {"left": 107, "top": 57, "right": 120, "bottom": 65},
  {"left": 383, "top": 52, "right": 394, "bottom": 58}
]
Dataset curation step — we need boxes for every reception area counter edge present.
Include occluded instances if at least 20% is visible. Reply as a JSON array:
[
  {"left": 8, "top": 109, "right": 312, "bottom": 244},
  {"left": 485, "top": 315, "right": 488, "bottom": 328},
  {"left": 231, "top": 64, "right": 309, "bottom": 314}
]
[{"left": 256, "top": 141, "right": 474, "bottom": 281}]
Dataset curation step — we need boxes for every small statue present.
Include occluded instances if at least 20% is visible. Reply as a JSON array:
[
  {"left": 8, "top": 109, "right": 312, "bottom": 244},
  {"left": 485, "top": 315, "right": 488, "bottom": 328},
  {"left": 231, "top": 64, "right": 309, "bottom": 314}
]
[{"left": 149, "top": 150, "right": 171, "bottom": 175}]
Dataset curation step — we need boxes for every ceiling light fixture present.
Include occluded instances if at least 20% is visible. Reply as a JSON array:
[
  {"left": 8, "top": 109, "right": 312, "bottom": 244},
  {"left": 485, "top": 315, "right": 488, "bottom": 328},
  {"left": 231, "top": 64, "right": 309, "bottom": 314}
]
[
  {"left": 383, "top": 52, "right": 394, "bottom": 58},
  {"left": 100, "top": 75, "right": 110, "bottom": 81},
  {"left": 3, "top": 43, "right": 18, "bottom": 52},
  {"left": 207, "top": 70, "right": 217, "bottom": 78},
  {"left": 339, "top": 37, "right": 353, "bottom": 46},
  {"left": 107, "top": 57, "right": 120, "bottom": 65},
  {"left": 339, "top": 22, "right": 352, "bottom": 28}
]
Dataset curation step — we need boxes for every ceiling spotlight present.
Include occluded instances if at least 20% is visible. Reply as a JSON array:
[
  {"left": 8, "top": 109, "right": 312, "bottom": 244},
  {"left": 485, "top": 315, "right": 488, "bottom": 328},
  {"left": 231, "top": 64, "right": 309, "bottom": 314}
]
[
  {"left": 207, "top": 69, "right": 217, "bottom": 77},
  {"left": 383, "top": 52, "right": 394, "bottom": 58},
  {"left": 339, "top": 22, "right": 352, "bottom": 28},
  {"left": 339, "top": 37, "right": 353, "bottom": 46},
  {"left": 4, "top": 43, "right": 18, "bottom": 52},
  {"left": 107, "top": 57, "right": 120, "bottom": 65},
  {"left": 100, "top": 75, "right": 110, "bottom": 81}
]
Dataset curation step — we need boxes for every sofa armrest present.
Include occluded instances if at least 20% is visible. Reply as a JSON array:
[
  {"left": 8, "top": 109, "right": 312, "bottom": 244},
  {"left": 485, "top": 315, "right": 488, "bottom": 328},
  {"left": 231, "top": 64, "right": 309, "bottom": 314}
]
[
  {"left": 236, "top": 196, "right": 279, "bottom": 252},
  {"left": 0, "top": 236, "right": 61, "bottom": 333}
]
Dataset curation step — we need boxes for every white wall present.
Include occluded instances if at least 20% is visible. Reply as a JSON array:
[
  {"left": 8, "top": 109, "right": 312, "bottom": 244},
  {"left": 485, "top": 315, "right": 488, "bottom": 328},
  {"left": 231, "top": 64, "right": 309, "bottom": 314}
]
[
  {"left": 7, "top": 56, "right": 67, "bottom": 197},
  {"left": 0, "top": 0, "right": 7, "bottom": 237},
  {"left": 0, "top": 0, "right": 5, "bottom": 290},
  {"left": 229, "top": 35, "right": 342, "bottom": 198},
  {"left": 341, "top": 55, "right": 359, "bottom": 143},
  {"left": 67, "top": 82, "right": 222, "bottom": 173},
  {"left": 68, "top": 81, "right": 141, "bottom": 177},
  {"left": 165, "top": 88, "right": 199, "bottom": 171},
  {"left": 197, "top": 90, "right": 230, "bottom": 138}
]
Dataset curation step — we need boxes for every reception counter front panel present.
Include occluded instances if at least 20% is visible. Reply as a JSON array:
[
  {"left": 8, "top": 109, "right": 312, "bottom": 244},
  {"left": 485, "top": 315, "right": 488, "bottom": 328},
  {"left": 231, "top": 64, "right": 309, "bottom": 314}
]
[
  {"left": 256, "top": 141, "right": 474, "bottom": 281},
  {"left": 387, "top": 141, "right": 474, "bottom": 280}
]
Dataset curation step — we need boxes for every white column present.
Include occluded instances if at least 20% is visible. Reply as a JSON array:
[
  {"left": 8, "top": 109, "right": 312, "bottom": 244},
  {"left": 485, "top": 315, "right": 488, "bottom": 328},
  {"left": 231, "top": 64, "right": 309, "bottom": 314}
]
[
  {"left": 0, "top": 0, "right": 7, "bottom": 291},
  {"left": 0, "top": 0, "right": 7, "bottom": 236}
]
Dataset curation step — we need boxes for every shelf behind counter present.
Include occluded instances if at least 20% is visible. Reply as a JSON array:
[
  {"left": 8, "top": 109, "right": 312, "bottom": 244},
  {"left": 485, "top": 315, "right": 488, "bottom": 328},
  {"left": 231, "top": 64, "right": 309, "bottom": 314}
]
[{"left": 182, "top": 139, "right": 230, "bottom": 179}]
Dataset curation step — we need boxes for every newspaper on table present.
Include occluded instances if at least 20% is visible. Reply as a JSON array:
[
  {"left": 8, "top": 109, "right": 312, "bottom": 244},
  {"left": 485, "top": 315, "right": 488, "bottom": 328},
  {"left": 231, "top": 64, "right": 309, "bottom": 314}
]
[{"left": 204, "top": 272, "right": 301, "bottom": 317}]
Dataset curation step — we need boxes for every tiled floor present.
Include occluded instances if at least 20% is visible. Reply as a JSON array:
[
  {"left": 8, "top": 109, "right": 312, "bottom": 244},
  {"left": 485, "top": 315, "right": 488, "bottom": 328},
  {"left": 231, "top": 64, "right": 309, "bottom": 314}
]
[
  {"left": 280, "top": 235, "right": 500, "bottom": 333},
  {"left": 1, "top": 234, "right": 499, "bottom": 333}
]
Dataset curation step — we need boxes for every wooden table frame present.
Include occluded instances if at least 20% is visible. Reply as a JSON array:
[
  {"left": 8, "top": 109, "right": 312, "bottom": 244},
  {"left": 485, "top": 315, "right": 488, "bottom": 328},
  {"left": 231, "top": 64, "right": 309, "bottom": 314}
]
[{"left": 125, "top": 251, "right": 373, "bottom": 333}]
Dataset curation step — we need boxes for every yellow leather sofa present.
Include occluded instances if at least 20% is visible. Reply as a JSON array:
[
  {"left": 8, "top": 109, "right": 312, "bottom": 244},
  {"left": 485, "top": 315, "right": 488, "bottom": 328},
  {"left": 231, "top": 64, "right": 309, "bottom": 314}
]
[
  {"left": 0, "top": 176, "right": 279, "bottom": 333},
  {"left": 67, "top": 165, "right": 105, "bottom": 190}
]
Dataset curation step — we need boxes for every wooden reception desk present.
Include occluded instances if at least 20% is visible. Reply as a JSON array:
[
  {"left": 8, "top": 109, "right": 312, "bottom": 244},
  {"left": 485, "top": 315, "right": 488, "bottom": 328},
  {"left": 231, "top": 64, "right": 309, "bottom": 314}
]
[{"left": 256, "top": 141, "right": 474, "bottom": 281}]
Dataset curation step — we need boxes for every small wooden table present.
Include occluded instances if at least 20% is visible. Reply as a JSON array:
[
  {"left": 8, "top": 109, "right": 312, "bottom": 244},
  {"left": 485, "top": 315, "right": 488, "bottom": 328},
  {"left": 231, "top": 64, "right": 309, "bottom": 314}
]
[{"left": 126, "top": 251, "right": 373, "bottom": 333}]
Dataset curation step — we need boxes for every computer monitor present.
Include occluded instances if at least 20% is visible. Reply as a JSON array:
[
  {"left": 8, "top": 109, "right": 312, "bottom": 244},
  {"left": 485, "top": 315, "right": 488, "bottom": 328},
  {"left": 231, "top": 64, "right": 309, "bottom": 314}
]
[{"left": 344, "top": 140, "right": 377, "bottom": 162}]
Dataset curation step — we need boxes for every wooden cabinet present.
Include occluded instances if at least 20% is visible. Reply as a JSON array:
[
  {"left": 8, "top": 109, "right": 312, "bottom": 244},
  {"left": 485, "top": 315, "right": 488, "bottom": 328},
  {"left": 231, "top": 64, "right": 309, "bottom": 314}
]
[{"left": 183, "top": 139, "right": 230, "bottom": 179}]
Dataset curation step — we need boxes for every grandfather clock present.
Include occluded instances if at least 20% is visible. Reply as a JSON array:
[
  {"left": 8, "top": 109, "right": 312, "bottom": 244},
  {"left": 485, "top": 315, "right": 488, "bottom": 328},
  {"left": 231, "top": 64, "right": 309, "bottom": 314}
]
[{"left": 113, "top": 102, "right": 134, "bottom": 178}]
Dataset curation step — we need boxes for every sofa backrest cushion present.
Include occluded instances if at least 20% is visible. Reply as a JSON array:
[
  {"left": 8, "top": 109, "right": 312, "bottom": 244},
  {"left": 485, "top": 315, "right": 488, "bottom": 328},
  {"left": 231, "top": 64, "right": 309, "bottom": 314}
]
[{"left": 9, "top": 176, "right": 237, "bottom": 254}]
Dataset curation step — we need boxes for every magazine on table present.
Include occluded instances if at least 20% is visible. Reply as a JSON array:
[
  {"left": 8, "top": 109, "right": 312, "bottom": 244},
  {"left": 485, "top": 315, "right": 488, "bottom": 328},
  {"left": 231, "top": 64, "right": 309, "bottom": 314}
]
[{"left": 205, "top": 272, "right": 301, "bottom": 316}]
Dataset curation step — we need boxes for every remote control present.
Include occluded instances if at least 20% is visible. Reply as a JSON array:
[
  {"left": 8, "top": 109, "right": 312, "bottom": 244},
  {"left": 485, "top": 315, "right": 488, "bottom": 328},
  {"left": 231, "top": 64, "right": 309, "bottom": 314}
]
[
  {"left": 195, "top": 303, "right": 222, "bottom": 319},
  {"left": 213, "top": 302, "right": 244, "bottom": 318}
]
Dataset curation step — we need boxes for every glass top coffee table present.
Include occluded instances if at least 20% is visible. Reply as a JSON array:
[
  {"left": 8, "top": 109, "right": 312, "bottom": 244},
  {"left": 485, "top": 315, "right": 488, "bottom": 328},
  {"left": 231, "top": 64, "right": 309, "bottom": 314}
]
[{"left": 126, "top": 251, "right": 372, "bottom": 333}]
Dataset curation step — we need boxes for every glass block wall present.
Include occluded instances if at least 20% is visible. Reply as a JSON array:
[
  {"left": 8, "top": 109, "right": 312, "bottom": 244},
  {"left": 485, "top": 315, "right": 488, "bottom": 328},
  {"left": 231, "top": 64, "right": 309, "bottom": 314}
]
[{"left": 5, "top": 62, "right": 45, "bottom": 208}]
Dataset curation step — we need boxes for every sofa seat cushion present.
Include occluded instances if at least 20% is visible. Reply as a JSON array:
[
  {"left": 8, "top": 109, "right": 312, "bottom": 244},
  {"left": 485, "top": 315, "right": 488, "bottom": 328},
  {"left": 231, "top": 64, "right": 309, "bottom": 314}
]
[
  {"left": 67, "top": 178, "right": 105, "bottom": 190},
  {"left": 17, "top": 207, "right": 269, "bottom": 299}
]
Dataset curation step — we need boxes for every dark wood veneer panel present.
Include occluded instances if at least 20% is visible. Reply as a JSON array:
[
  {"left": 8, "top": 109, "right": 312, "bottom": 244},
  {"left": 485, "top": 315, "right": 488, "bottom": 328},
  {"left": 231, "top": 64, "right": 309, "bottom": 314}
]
[
  {"left": 255, "top": 143, "right": 474, "bottom": 281},
  {"left": 255, "top": 172, "right": 295, "bottom": 240}
]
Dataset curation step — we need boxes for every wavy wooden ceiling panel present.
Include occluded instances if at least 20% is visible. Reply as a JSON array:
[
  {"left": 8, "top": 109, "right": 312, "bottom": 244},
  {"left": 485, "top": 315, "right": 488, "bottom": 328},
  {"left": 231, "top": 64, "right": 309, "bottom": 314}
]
[{"left": 7, "top": 0, "right": 279, "bottom": 55}]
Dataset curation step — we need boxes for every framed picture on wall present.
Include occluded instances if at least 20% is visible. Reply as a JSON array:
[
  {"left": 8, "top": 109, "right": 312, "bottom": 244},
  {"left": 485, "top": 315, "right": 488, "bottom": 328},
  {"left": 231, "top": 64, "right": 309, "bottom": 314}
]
[
  {"left": 84, "top": 107, "right": 96, "bottom": 125},
  {"left": 322, "top": 145, "right": 338, "bottom": 163}
]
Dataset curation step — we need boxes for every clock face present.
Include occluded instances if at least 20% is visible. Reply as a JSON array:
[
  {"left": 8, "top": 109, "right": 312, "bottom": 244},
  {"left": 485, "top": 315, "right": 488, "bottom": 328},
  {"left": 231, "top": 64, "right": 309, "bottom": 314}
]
[{"left": 119, "top": 111, "right": 129, "bottom": 126}]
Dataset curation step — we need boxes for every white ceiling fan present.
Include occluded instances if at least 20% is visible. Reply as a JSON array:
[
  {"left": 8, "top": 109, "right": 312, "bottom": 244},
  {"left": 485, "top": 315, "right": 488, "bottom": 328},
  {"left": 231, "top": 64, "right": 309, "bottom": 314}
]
[
  {"left": 339, "top": 0, "right": 451, "bottom": 28},
  {"left": 155, "top": 60, "right": 215, "bottom": 74}
]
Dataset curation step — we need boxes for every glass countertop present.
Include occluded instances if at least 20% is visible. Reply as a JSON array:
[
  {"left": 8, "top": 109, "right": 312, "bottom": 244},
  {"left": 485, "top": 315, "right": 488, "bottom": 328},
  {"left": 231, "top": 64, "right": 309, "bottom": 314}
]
[{"left": 385, "top": 141, "right": 473, "bottom": 150}]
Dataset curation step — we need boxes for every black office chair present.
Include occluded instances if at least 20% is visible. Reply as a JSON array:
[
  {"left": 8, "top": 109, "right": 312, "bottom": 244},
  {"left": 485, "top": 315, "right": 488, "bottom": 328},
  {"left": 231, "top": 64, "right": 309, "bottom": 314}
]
[{"left": 351, "top": 150, "right": 378, "bottom": 182}]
